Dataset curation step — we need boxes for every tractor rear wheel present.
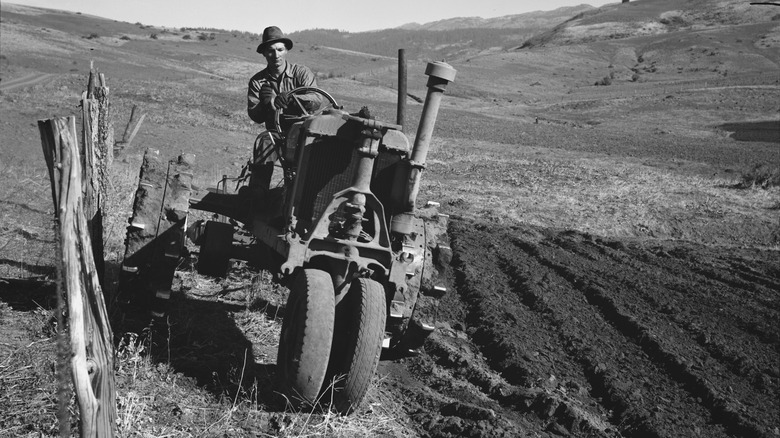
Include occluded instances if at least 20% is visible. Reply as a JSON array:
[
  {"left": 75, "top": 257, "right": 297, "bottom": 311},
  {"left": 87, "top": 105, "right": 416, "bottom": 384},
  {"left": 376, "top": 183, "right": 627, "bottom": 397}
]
[
  {"left": 277, "top": 269, "right": 335, "bottom": 405},
  {"left": 326, "top": 278, "right": 386, "bottom": 414},
  {"left": 197, "top": 221, "right": 233, "bottom": 277}
]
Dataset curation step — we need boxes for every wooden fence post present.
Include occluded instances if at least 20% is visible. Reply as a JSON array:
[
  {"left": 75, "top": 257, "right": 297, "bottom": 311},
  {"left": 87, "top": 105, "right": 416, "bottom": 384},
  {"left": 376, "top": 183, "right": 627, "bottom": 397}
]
[
  {"left": 95, "top": 73, "right": 114, "bottom": 169},
  {"left": 118, "top": 104, "right": 147, "bottom": 149},
  {"left": 39, "top": 116, "right": 116, "bottom": 438},
  {"left": 81, "top": 67, "right": 113, "bottom": 284}
]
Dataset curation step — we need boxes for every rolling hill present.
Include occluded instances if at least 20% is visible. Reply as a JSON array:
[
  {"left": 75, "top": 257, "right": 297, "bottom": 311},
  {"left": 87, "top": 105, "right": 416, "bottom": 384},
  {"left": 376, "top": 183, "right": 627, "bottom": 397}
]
[
  {"left": 522, "top": 0, "right": 780, "bottom": 48},
  {"left": 289, "top": 5, "right": 597, "bottom": 61}
]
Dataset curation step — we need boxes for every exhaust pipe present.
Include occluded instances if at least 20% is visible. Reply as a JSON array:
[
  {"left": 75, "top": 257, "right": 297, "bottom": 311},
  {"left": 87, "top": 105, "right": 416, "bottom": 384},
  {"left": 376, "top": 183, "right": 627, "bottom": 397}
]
[
  {"left": 397, "top": 49, "right": 407, "bottom": 130},
  {"left": 404, "top": 61, "right": 456, "bottom": 212}
]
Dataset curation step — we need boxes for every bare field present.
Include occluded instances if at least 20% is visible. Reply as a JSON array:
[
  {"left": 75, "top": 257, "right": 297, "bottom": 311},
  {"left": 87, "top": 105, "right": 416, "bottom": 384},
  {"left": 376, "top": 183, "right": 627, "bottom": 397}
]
[{"left": 1, "top": 2, "right": 779, "bottom": 437}]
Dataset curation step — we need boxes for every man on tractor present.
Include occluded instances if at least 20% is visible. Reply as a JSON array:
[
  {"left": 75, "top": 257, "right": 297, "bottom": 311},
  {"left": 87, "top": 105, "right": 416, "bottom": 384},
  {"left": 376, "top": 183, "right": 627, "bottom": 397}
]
[{"left": 246, "top": 26, "right": 322, "bottom": 199}]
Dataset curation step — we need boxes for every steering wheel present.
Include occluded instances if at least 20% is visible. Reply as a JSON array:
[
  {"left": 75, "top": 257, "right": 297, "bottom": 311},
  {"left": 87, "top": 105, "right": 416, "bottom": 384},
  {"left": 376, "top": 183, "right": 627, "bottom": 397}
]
[{"left": 274, "top": 86, "right": 340, "bottom": 136}]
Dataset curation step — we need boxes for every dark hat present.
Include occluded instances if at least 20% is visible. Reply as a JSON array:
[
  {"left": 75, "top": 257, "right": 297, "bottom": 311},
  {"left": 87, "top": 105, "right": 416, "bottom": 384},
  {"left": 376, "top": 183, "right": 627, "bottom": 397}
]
[{"left": 256, "top": 26, "right": 293, "bottom": 53}]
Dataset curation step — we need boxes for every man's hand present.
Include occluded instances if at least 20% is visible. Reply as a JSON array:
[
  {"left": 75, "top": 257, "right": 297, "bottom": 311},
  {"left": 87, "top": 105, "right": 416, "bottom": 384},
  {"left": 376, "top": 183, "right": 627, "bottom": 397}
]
[
  {"left": 259, "top": 84, "right": 276, "bottom": 106},
  {"left": 273, "top": 91, "right": 289, "bottom": 110}
]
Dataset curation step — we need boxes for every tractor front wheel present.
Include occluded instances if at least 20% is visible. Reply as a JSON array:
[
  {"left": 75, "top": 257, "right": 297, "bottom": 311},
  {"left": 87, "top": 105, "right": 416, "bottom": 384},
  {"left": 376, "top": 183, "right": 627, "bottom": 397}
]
[
  {"left": 277, "top": 269, "right": 335, "bottom": 405},
  {"left": 326, "top": 278, "right": 386, "bottom": 414}
]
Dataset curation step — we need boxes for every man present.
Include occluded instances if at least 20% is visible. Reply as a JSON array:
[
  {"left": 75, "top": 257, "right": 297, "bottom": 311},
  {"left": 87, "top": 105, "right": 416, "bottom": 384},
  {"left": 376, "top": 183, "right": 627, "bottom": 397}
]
[{"left": 246, "top": 26, "right": 320, "bottom": 196}]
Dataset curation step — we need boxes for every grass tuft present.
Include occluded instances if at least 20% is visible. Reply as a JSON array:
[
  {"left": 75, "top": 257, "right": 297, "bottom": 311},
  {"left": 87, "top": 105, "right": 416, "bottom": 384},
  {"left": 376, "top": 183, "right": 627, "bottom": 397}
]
[
  {"left": 739, "top": 163, "right": 780, "bottom": 189},
  {"left": 0, "top": 302, "right": 71, "bottom": 437}
]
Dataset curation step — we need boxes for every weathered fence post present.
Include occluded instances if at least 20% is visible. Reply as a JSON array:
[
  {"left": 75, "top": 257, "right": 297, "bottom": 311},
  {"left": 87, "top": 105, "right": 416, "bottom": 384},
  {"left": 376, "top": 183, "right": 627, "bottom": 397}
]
[
  {"left": 119, "top": 104, "right": 147, "bottom": 148},
  {"left": 39, "top": 116, "right": 116, "bottom": 438},
  {"left": 81, "top": 67, "right": 114, "bottom": 285}
]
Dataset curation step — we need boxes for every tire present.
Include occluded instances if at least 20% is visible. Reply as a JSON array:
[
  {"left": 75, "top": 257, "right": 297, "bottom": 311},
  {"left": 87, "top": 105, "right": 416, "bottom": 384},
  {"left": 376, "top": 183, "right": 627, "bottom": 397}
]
[
  {"left": 277, "top": 269, "right": 335, "bottom": 405},
  {"left": 326, "top": 278, "right": 387, "bottom": 414},
  {"left": 197, "top": 221, "right": 233, "bottom": 277}
]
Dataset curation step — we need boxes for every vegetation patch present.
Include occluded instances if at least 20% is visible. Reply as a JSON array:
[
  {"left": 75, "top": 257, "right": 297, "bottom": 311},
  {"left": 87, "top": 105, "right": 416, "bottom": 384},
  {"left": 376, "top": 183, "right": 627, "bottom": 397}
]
[{"left": 739, "top": 163, "right": 780, "bottom": 189}]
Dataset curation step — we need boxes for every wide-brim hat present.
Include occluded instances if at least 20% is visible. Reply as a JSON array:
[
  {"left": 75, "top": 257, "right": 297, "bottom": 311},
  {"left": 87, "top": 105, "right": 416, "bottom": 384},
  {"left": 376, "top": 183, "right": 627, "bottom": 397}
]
[{"left": 256, "top": 26, "right": 293, "bottom": 53}]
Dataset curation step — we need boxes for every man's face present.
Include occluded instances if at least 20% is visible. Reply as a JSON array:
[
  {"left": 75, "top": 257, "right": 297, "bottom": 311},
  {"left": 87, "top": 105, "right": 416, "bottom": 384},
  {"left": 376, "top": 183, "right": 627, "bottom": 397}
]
[{"left": 263, "top": 42, "right": 288, "bottom": 70}]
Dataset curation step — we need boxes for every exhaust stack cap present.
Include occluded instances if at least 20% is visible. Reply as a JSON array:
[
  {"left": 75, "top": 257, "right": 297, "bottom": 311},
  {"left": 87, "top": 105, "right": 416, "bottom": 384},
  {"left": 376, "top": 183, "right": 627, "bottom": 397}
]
[{"left": 426, "top": 61, "right": 457, "bottom": 83}]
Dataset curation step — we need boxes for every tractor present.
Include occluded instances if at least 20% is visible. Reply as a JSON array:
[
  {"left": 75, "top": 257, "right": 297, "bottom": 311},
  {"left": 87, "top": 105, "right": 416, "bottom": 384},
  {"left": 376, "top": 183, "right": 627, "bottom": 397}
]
[{"left": 118, "top": 60, "right": 456, "bottom": 413}]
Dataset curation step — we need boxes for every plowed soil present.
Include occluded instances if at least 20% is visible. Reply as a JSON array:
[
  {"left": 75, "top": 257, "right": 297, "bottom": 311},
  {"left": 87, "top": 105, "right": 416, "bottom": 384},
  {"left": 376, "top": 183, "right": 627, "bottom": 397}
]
[{"left": 383, "top": 219, "right": 779, "bottom": 438}]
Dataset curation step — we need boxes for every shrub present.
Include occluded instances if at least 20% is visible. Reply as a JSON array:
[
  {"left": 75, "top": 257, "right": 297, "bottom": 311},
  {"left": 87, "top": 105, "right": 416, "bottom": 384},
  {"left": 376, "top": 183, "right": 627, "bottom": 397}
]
[
  {"left": 740, "top": 164, "right": 780, "bottom": 189},
  {"left": 595, "top": 76, "right": 612, "bottom": 86},
  {"left": 660, "top": 16, "right": 685, "bottom": 26},
  {"left": 120, "top": 35, "right": 131, "bottom": 41},
  {"left": 182, "top": 35, "right": 192, "bottom": 40},
  {"left": 150, "top": 33, "right": 158, "bottom": 39},
  {"left": 84, "top": 33, "right": 99, "bottom": 40}
]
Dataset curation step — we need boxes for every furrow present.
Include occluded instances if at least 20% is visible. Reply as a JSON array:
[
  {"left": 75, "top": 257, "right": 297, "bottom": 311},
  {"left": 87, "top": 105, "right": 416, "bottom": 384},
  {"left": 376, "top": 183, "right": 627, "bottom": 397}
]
[
  {"left": 449, "top": 226, "right": 622, "bottom": 436},
  {"left": 505, "top": 239, "right": 716, "bottom": 438},
  {"left": 523, "top": 239, "right": 774, "bottom": 438},
  {"left": 728, "top": 259, "right": 780, "bottom": 291},
  {"left": 564, "top": 238, "right": 779, "bottom": 389},
  {"left": 574, "top": 238, "right": 779, "bottom": 363},
  {"left": 424, "top": 333, "right": 619, "bottom": 438},
  {"left": 494, "top": 253, "right": 662, "bottom": 438}
]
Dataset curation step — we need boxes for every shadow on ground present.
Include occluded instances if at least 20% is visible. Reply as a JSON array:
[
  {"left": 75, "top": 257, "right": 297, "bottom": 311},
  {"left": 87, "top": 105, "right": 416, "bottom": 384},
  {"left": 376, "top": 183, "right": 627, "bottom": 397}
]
[
  {"left": 114, "top": 279, "right": 291, "bottom": 413},
  {"left": 718, "top": 120, "right": 780, "bottom": 143},
  {"left": 0, "top": 278, "right": 56, "bottom": 311}
]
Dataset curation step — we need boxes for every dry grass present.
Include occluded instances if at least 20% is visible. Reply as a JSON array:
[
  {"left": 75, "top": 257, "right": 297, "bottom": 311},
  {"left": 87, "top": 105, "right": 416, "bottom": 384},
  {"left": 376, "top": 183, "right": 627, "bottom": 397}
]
[
  {"left": 0, "top": 157, "right": 56, "bottom": 279},
  {"left": 0, "top": 301, "right": 68, "bottom": 437},
  {"left": 422, "top": 137, "right": 780, "bottom": 246},
  {"left": 739, "top": 163, "right": 780, "bottom": 189}
]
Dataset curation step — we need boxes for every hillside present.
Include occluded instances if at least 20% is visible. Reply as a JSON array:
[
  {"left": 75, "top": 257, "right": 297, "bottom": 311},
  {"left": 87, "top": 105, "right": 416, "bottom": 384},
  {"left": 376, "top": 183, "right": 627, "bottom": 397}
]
[
  {"left": 523, "top": 0, "right": 780, "bottom": 48},
  {"left": 289, "top": 5, "right": 598, "bottom": 61}
]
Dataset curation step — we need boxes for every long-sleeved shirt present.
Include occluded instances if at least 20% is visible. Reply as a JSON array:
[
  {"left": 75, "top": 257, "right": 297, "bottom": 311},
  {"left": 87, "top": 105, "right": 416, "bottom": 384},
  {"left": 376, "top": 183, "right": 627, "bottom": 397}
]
[{"left": 247, "top": 62, "right": 320, "bottom": 130}]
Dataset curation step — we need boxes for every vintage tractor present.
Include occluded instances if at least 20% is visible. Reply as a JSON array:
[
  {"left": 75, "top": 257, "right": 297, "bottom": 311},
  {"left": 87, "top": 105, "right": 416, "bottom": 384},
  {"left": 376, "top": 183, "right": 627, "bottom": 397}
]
[{"left": 119, "top": 60, "right": 456, "bottom": 413}]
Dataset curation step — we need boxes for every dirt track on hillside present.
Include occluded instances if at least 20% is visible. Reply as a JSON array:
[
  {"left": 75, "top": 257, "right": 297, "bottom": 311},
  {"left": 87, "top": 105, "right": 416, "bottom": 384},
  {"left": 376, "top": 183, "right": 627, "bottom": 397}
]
[
  {"left": 0, "top": 72, "right": 56, "bottom": 92},
  {"left": 384, "top": 219, "right": 779, "bottom": 438}
]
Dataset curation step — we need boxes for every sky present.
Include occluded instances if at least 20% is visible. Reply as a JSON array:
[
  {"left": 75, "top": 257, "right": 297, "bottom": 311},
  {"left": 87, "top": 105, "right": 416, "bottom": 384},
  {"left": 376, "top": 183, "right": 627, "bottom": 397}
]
[{"left": 6, "top": 0, "right": 616, "bottom": 33}]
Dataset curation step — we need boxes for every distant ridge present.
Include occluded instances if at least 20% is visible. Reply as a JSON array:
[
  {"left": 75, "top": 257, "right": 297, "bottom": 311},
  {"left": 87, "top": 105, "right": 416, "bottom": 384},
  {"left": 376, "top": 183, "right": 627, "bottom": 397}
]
[
  {"left": 397, "top": 5, "right": 595, "bottom": 31},
  {"left": 521, "top": 0, "right": 779, "bottom": 48},
  {"left": 289, "top": 5, "right": 597, "bottom": 61}
]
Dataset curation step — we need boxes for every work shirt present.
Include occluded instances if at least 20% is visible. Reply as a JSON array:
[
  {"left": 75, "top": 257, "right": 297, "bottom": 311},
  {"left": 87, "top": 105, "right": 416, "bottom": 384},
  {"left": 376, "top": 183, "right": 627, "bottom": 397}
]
[{"left": 247, "top": 62, "right": 320, "bottom": 130}]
